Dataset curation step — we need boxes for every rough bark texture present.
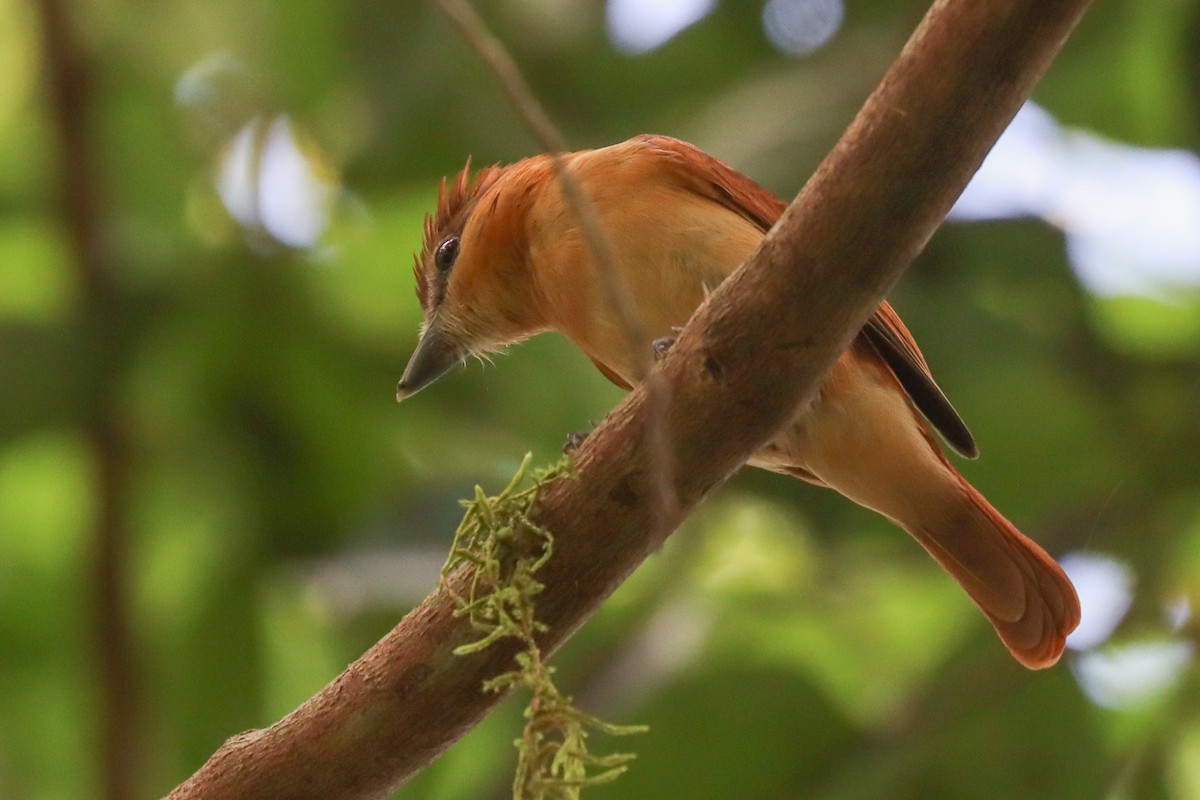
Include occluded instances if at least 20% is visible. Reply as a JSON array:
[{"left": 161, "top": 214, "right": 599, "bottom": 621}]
[{"left": 167, "top": 0, "right": 1094, "bottom": 797}]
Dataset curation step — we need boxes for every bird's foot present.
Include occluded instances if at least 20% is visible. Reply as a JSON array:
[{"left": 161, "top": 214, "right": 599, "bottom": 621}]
[
  {"left": 563, "top": 429, "right": 590, "bottom": 453},
  {"left": 651, "top": 327, "right": 684, "bottom": 361}
]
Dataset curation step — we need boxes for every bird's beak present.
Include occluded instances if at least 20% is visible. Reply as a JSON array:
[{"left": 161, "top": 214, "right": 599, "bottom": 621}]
[{"left": 396, "top": 323, "right": 463, "bottom": 401}]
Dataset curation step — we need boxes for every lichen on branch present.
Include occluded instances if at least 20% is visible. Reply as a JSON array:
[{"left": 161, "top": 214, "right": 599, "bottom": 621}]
[{"left": 440, "top": 453, "right": 647, "bottom": 800}]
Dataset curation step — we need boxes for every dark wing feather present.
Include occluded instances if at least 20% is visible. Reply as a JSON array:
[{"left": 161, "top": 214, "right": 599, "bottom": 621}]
[
  {"left": 637, "top": 134, "right": 977, "bottom": 458},
  {"left": 861, "top": 304, "right": 978, "bottom": 458},
  {"left": 590, "top": 357, "right": 632, "bottom": 390}
]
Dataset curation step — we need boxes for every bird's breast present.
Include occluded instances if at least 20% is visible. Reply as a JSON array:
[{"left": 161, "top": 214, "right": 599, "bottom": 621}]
[{"left": 566, "top": 201, "right": 764, "bottom": 384}]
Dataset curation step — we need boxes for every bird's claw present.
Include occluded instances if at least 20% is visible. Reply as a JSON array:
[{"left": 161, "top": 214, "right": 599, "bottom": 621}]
[
  {"left": 563, "top": 430, "right": 590, "bottom": 453},
  {"left": 651, "top": 337, "right": 676, "bottom": 361}
]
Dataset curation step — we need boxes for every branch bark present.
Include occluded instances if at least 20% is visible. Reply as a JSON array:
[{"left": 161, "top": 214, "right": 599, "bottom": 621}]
[{"left": 167, "top": 0, "right": 1093, "bottom": 797}]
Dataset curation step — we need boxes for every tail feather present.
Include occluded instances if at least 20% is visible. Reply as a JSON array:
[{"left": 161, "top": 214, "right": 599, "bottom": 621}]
[
  {"left": 908, "top": 475, "right": 1080, "bottom": 669},
  {"left": 768, "top": 348, "right": 1081, "bottom": 669}
]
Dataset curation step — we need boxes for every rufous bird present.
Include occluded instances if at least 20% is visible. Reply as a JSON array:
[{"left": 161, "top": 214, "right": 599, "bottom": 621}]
[{"left": 396, "top": 134, "right": 1080, "bottom": 668}]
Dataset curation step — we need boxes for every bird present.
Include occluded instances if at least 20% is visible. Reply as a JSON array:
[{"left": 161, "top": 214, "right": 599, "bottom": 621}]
[{"left": 395, "top": 134, "right": 1080, "bottom": 669}]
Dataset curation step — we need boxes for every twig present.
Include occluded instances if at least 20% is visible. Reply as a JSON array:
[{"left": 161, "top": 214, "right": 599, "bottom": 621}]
[
  {"left": 165, "top": 0, "right": 1094, "bottom": 797},
  {"left": 434, "top": 0, "right": 651, "bottom": 377},
  {"left": 434, "top": 0, "right": 678, "bottom": 523}
]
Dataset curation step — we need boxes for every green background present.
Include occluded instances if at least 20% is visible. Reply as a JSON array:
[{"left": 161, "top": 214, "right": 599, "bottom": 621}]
[{"left": 2, "top": 0, "right": 1200, "bottom": 798}]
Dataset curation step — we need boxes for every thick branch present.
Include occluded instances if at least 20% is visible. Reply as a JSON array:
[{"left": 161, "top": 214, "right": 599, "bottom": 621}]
[{"left": 167, "top": 0, "right": 1093, "bottom": 798}]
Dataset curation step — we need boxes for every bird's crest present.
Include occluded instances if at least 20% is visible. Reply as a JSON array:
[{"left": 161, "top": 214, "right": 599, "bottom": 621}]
[{"left": 414, "top": 158, "right": 502, "bottom": 311}]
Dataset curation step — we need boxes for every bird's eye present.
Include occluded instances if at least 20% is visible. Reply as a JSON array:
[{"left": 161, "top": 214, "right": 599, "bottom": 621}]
[{"left": 435, "top": 236, "right": 460, "bottom": 273}]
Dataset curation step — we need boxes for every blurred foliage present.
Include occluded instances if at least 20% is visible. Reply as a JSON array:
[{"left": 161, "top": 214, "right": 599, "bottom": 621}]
[{"left": 2, "top": 0, "right": 1200, "bottom": 799}]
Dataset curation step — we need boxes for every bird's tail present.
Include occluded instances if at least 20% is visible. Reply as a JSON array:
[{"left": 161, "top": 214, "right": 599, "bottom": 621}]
[{"left": 906, "top": 472, "right": 1080, "bottom": 669}]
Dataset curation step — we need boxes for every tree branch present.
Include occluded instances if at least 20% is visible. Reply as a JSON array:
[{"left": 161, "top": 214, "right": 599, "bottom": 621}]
[
  {"left": 166, "top": 0, "right": 1093, "bottom": 797},
  {"left": 33, "top": 2, "right": 139, "bottom": 799},
  {"left": 435, "top": 0, "right": 680, "bottom": 527}
]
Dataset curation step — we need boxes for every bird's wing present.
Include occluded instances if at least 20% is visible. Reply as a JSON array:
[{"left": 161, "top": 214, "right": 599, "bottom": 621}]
[
  {"left": 636, "top": 134, "right": 978, "bottom": 458},
  {"left": 590, "top": 356, "right": 632, "bottom": 391},
  {"left": 634, "top": 134, "right": 788, "bottom": 230},
  {"left": 860, "top": 304, "right": 978, "bottom": 458}
]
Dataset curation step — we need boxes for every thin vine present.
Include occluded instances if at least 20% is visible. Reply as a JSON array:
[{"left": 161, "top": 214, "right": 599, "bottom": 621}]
[{"left": 440, "top": 453, "right": 647, "bottom": 800}]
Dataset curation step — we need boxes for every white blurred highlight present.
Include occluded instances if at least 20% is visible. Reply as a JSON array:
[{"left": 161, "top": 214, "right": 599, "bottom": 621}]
[
  {"left": 763, "top": 0, "right": 844, "bottom": 56},
  {"left": 606, "top": 0, "right": 716, "bottom": 54},
  {"left": 216, "top": 115, "right": 338, "bottom": 249},
  {"left": 1072, "top": 641, "right": 1195, "bottom": 709},
  {"left": 1165, "top": 594, "right": 1192, "bottom": 633},
  {"left": 1058, "top": 550, "right": 1196, "bottom": 709},
  {"left": 951, "top": 102, "right": 1200, "bottom": 297},
  {"left": 217, "top": 121, "right": 260, "bottom": 230},
  {"left": 1060, "top": 551, "right": 1135, "bottom": 651},
  {"left": 174, "top": 52, "right": 242, "bottom": 110}
]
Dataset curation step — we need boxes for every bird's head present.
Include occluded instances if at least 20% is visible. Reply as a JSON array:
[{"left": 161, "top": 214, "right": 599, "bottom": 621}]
[{"left": 396, "top": 158, "right": 548, "bottom": 401}]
